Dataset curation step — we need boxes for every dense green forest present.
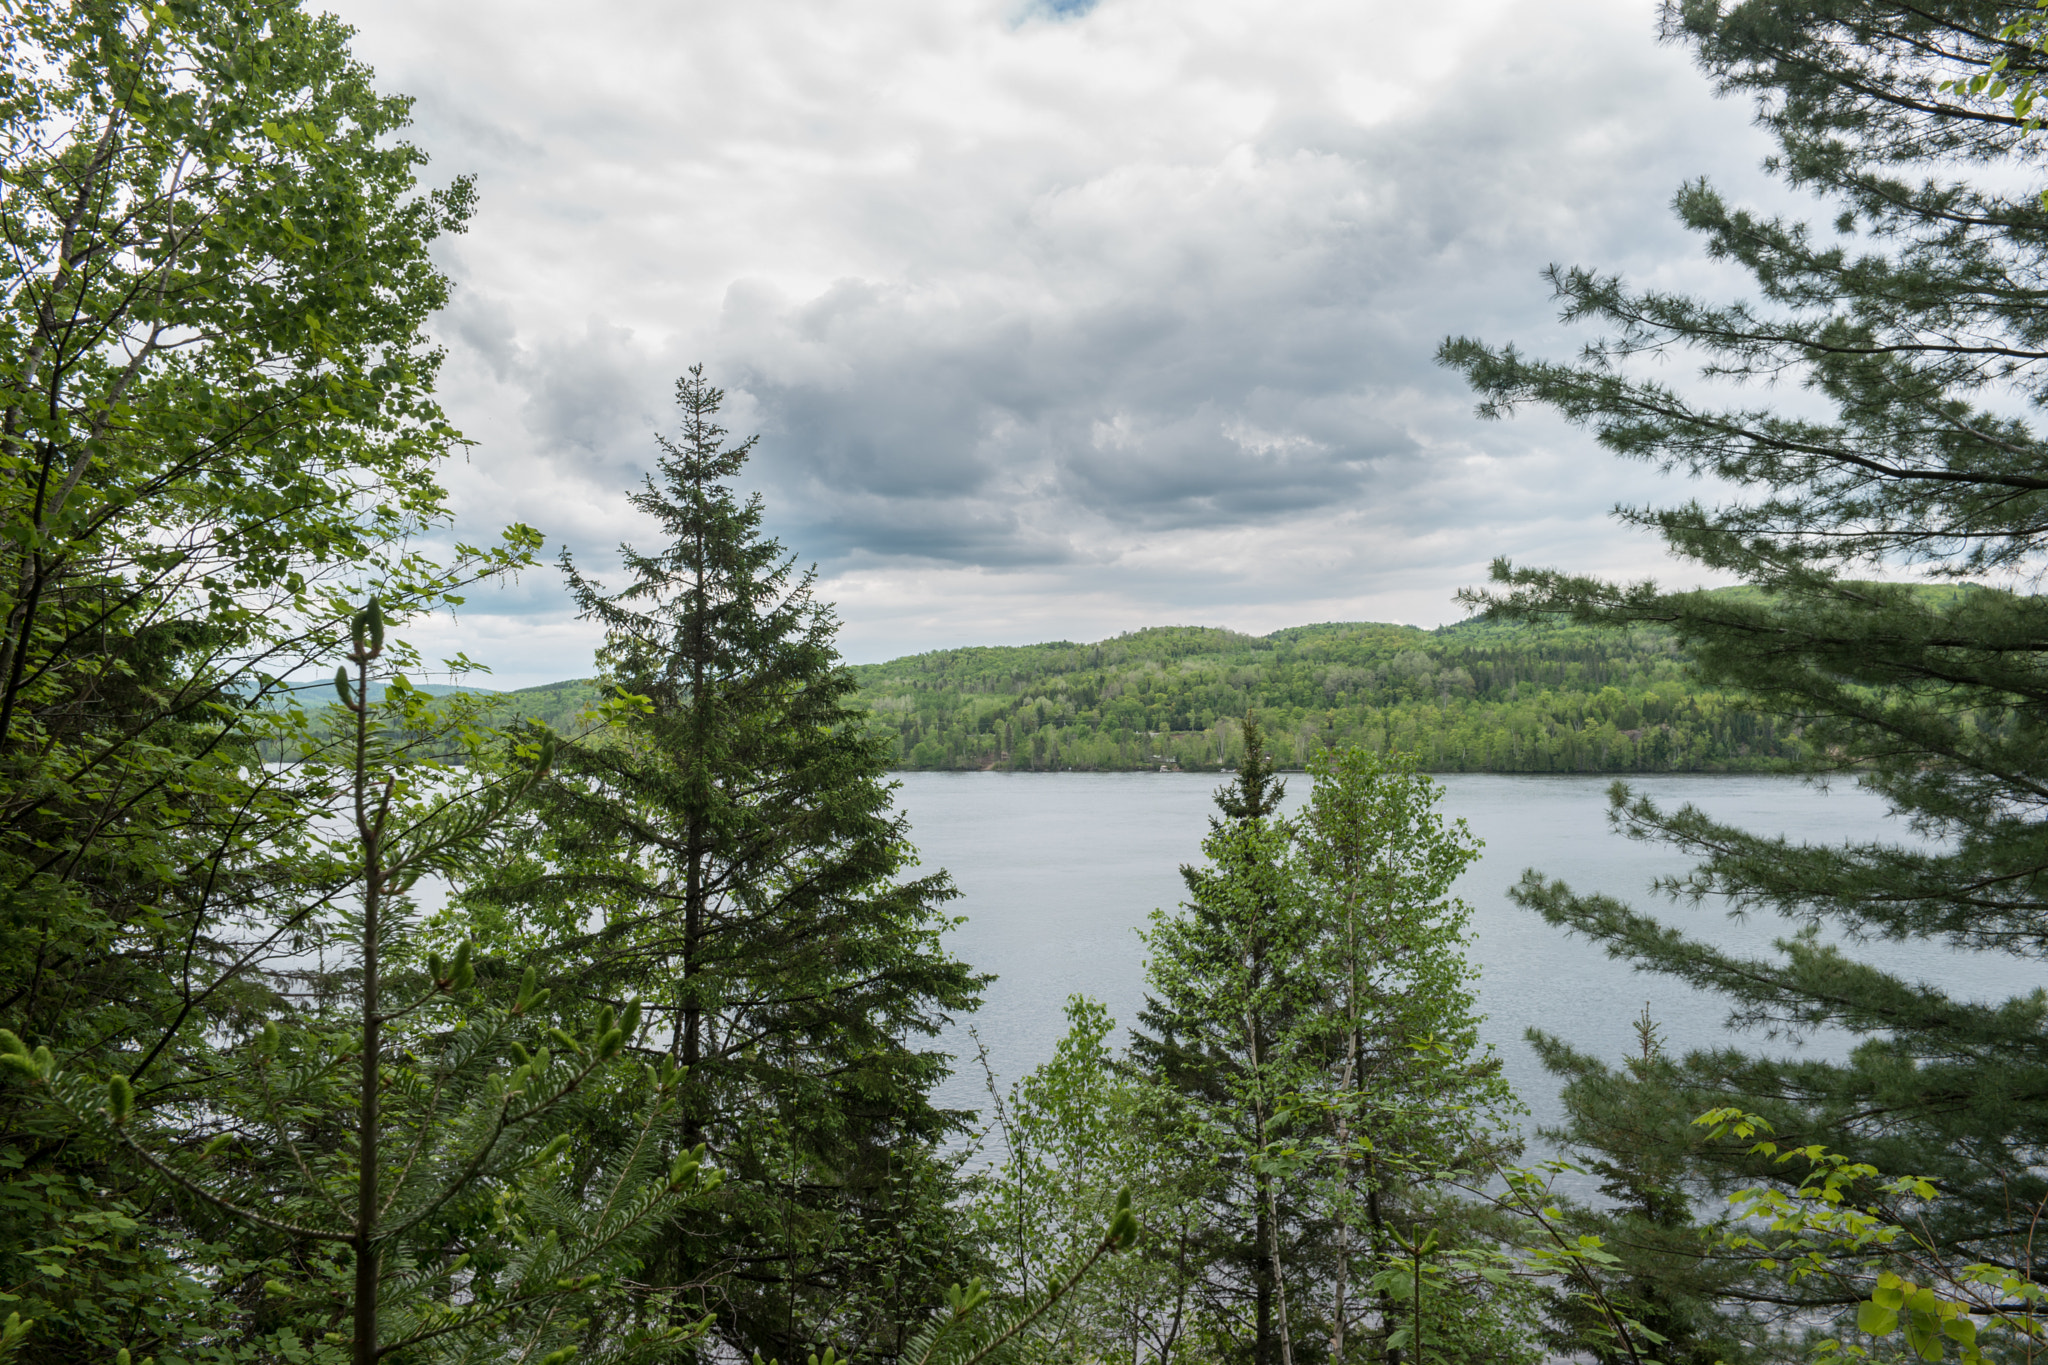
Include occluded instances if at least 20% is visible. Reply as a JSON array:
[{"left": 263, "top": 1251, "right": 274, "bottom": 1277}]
[
  {"left": 481, "top": 608, "right": 1805, "bottom": 775},
  {"left": 842, "top": 612, "right": 1802, "bottom": 773}
]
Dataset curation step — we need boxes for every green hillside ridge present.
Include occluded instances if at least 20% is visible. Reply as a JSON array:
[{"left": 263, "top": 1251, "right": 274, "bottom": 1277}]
[
  {"left": 473, "top": 609, "right": 1823, "bottom": 774},
  {"left": 843, "top": 613, "right": 1802, "bottom": 774},
  {"left": 481, "top": 585, "right": 2002, "bottom": 773}
]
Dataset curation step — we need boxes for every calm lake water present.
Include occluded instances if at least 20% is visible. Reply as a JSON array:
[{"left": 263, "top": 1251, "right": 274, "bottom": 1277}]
[{"left": 894, "top": 771, "right": 2040, "bottom": 1139}]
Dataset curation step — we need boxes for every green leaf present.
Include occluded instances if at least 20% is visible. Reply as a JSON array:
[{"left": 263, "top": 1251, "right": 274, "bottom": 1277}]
[{"left": 1905, "top": 1310, "right": 1942, "bottom": 1361}]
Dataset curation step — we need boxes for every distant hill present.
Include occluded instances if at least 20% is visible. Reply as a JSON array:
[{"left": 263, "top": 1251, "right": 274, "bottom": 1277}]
[
  {"left": 374, "top": 602, "right": 1858, "bottom": 774},
  {"left": 842, "top": 615, "right": 1802, "bottom": 774}
]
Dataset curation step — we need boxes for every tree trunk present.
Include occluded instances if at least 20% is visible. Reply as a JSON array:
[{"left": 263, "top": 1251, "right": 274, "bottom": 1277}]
[
  {"left": 351, "top": 659, "right": 382, "bottom": 1365},
  {"left": 1369, "top": 1159, "right": 1397, "bottom": 1365},
  {"left": 1255, "top": 1194, "right": 1274, "bottom": 1365},
  {"left": 1268, "top": 1168, "right": 1295, "bottom": 1365}
]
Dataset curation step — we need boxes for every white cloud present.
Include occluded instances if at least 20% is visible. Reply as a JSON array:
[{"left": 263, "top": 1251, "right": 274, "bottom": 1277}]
[{"left": 324, "top": 0, "right": 1786, "bottom": 683}]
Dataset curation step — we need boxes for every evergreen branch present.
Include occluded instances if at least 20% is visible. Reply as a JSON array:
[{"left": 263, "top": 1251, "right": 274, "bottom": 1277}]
[{"left": 114, "top": 1125, "right": 354, "bottom": 1243}]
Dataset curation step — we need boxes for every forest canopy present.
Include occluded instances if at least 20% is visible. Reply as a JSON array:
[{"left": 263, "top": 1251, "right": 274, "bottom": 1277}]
[{"left": 480, "top": 591, "right": 1846, "bottom": 774}]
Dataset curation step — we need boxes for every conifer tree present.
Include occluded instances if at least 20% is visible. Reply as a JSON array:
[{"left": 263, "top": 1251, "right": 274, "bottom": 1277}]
[
  {"left": 1525, "top": 1012, "right": 1758, "bottom": 1365},
  {"left": 1291, "top": 745, "right": 1523, "bottom": 1365},
  {"left": 466, "top": 368, "right": 984, "bottom": 1360},
  {"left": 1125, "top": 730, "right": 1533, "bottom": 1365},
  {"left": 1437, "top": 0, "right": 2048, "bottom": 1340},
  {"left": 2, "top": 602, "right": 720, "bottom": 1365},
  {"left": 1129, "top": 715, "right": 1311, "bottom": 1365}
]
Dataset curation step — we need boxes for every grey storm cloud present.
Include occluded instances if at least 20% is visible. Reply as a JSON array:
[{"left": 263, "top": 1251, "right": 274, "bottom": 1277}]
[{"left": 321, "top": 0, "right": 1791, "bottom": 681}]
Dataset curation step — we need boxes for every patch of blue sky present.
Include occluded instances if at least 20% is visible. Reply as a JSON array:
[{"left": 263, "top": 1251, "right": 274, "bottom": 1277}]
[{"left": 1021, "top": 0, "right": 1098, "bottom": 19}]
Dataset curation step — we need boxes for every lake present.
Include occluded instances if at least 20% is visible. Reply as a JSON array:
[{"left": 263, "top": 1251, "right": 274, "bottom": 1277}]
[{"left": 894, "top": 771, "right": 2039, "bottom": 1139}]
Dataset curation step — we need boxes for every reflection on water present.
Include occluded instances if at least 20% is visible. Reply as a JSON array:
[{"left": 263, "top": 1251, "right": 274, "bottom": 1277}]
[{"left": 894, "top": 771, "right": 2033, "bottom": 1136}]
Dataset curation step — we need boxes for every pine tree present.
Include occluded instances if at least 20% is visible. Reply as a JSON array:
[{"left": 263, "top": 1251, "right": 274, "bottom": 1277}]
[
  {"left": 1437, "top": 0, "right": 2048, "bottom": 1341},
  {"left": 467, "top": 368, "right": 984, "bottom": 1361}
]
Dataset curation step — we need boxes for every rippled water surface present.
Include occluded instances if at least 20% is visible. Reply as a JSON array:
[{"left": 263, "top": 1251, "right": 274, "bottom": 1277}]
[{"left": 894, "top": 771, "right": 2036, "bottom": 1134}]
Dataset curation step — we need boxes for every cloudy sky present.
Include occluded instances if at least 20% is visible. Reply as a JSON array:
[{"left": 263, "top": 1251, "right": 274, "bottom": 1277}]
[{"left": 322, "top": 0, "right": 1791, "bottom": 686}]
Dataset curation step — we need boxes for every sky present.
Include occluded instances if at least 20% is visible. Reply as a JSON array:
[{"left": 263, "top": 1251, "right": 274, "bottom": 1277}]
[{"left": 320, "top": 0, "right": 1795, "bottom": 687}]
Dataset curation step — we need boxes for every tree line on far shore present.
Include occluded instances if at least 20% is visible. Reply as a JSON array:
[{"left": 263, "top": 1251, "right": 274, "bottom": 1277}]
[
  {"left": 843, "top": 614, "right": 1812, "bottom": 774},
  {"left": 471, "top": 606, "right": 1839, "bottom": 776}
]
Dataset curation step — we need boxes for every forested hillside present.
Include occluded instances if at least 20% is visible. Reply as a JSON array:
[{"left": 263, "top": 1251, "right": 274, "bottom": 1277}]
[{"left": 844, "top": 611, "right": 1801, "bottom": 773}]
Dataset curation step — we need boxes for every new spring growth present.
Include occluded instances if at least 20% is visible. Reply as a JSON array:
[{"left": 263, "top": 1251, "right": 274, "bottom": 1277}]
[
  {"left": 532, "top": 1133, "right": 573, "bottom": 1166},
  {"left": 106, "top": 1074, "right": 135, "bottom": 1124},
  {"left": 0, "top": 1029, "right": 50, "bottom": 1082},
  {"left": 430, "top": 941, "right": 474, "bottom": 993},
  {"left": 350, "top": 598, "right": 384, "bottom": 661},
  {"left": 333, "top": 665, "right": 356, "bottom": 711},
  {"left": 1105, "top": 1188, "right": 1140, "bottom": 1251},
  {"left": 807, "top": 1348, "right": 841, "bottom": 1365},
  {"left": 649, "top": 1055, "right": 683, "bottom": 1093},
  {"left": 202, "top": 1132, "right": 234, "bottom": 1158},
  {"left": 1856, "top": 1271, "right": 1981, "bottom": 1359},
  {"left": 508, "top": 1048, "right": 549, "bottom": 1097},
  {"left": 536, "top": 1348, "right": 577, "bottom": 1365},
  {"left": 255, "top": 1020, "right": 281, "bottom": 1062},
  {"left": 942, "top": 1278, "right": 990, "bottom": 1318},
  {"left": 512, "top": 965, "right": 549, "bottom": 1016},
  {"left": 668, "top": 1143, "right": 711, "bottom": 1190},
  {"left": 591, "top": 1003, "right": 626, "bottom": 1060}
]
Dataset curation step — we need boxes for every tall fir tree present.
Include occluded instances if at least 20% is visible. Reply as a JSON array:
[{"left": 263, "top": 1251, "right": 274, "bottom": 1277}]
[
  {"left": 1438, "top": 0, "right": 2048, "bottom": 1346},
  {"left": 465, "top": 368, "right": 985, "bottom": 1362},
  {"left": 1130, "top": 714, "right": 1320, "bottom": 1365},
  {"left": 1289, "top": 744, "right": 1526, "bottom": 1365}
]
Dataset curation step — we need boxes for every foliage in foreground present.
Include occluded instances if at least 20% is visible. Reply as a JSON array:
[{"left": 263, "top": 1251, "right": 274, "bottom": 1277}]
[
  {"left": 975, "top": 732, "right": 1540, "bottom": 1365},
  {"left": 1436, "top": 0, "right": 2048, "bottom": 1357}
]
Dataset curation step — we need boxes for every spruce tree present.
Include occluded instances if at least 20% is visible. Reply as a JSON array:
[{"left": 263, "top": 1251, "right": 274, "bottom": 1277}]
[
  {"left": 1128, "top": 730, "right": 1532, "bottom": 1364},
  {"left": 1437, "top": 0, "right": 2048, "bottom": 1342},
  {"left": 467, "top": 368, "right": 984, "bottom": 1361},
  {"left": 1291, "top": 745, "right": 1524, "bottom": 1365},
  {"left": 1130, "top": 715, "right": 1318, "bottom": 1365}
]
